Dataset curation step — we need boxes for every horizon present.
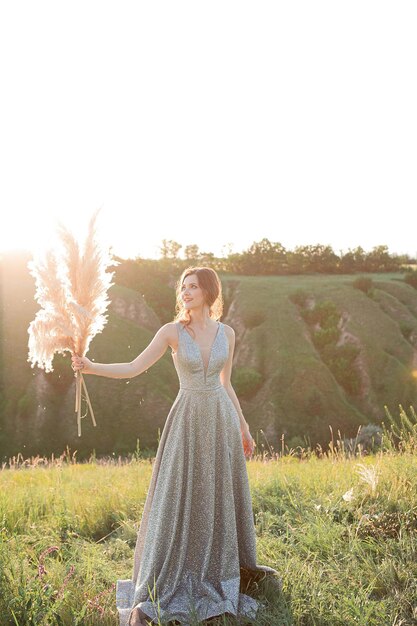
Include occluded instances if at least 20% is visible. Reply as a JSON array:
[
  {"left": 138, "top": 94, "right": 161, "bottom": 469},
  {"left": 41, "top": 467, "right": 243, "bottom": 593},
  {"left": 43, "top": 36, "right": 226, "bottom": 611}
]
[{"left": 0, "top": 237, "right": 414, "bottom": 264}]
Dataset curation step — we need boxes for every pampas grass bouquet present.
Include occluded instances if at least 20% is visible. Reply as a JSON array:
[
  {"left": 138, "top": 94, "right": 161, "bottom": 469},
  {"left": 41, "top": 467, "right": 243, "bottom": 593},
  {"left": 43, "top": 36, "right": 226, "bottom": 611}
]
[{"left": 27, "top": 208, "right": 119, "bottom": 436}]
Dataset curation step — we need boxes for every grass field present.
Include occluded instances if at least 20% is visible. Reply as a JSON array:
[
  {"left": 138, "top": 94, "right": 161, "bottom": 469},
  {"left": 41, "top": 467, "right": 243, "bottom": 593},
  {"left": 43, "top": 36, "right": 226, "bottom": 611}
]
[{"left": 1, "top": 418, "right": 416, "bottom": 626}]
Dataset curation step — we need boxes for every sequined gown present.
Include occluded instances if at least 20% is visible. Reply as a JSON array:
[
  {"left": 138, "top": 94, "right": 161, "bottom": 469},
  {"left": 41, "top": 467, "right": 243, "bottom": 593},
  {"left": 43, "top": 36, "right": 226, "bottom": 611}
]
[{"left": 116, "top": 321, "right": 280, "bottom": 626}]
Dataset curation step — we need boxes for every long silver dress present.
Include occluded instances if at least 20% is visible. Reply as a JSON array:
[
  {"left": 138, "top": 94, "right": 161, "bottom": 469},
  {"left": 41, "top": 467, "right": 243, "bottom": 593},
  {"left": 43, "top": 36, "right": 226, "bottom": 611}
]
[{"left": 116, "top": 321, "right": 281, "bottom": 625}]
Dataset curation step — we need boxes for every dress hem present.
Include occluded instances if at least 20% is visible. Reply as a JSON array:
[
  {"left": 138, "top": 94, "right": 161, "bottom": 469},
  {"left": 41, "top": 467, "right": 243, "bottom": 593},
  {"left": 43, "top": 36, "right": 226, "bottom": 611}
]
[{"left": 116, "top": 578, "right": 264, "bottom": 626}]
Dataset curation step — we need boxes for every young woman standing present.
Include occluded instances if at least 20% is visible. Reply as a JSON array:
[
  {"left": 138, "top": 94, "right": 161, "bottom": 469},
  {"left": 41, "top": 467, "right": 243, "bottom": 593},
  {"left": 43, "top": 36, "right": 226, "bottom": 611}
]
[{"left": 71, "top": 266, "right": 281, "bottom": 626}]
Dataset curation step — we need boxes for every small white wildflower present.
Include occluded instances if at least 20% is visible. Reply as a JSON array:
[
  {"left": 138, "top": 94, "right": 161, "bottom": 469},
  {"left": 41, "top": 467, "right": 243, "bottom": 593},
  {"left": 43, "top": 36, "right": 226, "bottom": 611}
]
[{"left": 342, "top": 487, "right": 354, "bottom": 502}]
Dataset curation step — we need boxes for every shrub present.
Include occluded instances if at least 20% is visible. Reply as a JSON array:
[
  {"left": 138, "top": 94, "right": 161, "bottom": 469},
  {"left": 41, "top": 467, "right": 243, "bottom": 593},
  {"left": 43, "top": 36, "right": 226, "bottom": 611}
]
[
  {"left": 399, "top": 320, "right": 415, "bottom": 341},
  {"left": 289, "top": 289, "right": 310, "bottom": 308},
  {"left": 342, "top": 423, "right": 383, "bottom": 453},
  {"left": 352, "top": 276, "right": 374, "bottom": 295},
  {"left": 322, "top": 343, "right": 361, "bottom": 395},
  {"left": 285, "top": 435, "right": 307, "bottom": 453},
  {"left": 311, "top": 326, "right": 340, "bottom": 350},
  {"left": 297, "top": 297, "right": 362, "bottom": 397},
  {"left": 404, "top": 269, "right": 417, "bottom": 289},
  {"left": 301, "top": 300, "right": 339, "bottom": 328},
  {"left": 381, "top": 404, "right": 417, "bottom": 453},
  {"left": 231, "top": 367, "right": 263, "bottom": 398}
]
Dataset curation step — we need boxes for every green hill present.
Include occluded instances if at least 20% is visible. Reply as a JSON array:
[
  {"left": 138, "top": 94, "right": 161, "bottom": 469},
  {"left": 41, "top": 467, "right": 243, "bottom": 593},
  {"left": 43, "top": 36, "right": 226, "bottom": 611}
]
[
  {"left": 1, "top": 251, "right": 417, "bottom": 459},
  {"left": 230, "top": 272, "right": 417, "bottom": 447}
]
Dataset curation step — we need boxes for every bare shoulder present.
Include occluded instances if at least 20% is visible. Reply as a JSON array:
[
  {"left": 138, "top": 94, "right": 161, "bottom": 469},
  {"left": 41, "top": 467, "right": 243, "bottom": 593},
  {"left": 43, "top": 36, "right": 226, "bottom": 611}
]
[
  {"left": 151, "top": 322, "right": 179, "bottom": 354},
  {"left": 159, "top": 322, "right": 179, "bottom": 340},
  {"left": 221, "top": 323, "right": 235, "bottom": 340}
]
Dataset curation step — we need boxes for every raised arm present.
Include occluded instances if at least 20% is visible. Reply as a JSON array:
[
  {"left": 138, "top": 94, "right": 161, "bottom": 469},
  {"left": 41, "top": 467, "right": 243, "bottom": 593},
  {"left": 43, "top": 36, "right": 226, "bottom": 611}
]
[
  {"left": 71, "top": 324, "right": 173, "bottom": 379},
  {"left": 129, "top": 324, "right": 172, "bottom": 378}
]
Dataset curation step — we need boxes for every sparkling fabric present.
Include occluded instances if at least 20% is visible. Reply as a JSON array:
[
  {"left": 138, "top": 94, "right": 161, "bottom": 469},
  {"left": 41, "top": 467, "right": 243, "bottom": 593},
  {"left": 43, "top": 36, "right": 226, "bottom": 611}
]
[{"left": 116, "top": 321, "right": 281, "bottom": 625}]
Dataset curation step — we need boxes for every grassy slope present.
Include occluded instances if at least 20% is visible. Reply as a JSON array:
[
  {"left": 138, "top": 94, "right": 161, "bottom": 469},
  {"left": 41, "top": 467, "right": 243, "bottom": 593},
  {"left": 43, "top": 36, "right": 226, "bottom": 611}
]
[
  {"left": 2, "top": 265, "right": 417, "bottom": 457},
  {"left": 0, "top": 449, "right": 415, "bottom": 625},
  {"left": 222, "top": 272, "right": 417, "bottom": 447}
]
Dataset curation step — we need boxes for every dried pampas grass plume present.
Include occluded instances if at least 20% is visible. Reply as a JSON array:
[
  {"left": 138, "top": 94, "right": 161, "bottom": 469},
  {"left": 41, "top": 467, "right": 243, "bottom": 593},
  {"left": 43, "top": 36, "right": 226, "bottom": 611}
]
[{"left": 27, "top": 207, "right": 119, "bottom": 436}]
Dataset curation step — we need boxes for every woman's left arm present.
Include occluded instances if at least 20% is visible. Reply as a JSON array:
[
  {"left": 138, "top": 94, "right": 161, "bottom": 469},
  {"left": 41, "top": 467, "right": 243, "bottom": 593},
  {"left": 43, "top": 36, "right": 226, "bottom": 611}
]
[
  {"left": 219, "top": 325, "right": 249, "bottom": 430},
  {"left": 220, "top": 325, "right": 256, "bottom": 457}
]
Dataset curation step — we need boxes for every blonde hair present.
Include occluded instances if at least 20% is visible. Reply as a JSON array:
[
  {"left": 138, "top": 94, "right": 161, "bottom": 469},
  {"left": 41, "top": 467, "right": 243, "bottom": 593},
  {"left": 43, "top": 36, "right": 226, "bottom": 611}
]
[{"left": 173, "top": 266, "right": 223, "bottom": 334}]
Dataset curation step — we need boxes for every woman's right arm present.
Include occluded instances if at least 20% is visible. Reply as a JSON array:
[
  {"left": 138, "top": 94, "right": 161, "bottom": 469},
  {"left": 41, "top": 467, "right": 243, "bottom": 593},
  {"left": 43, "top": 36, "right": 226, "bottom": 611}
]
[{"left": 71, "top": 324, "right": 173, "bottom": 379}]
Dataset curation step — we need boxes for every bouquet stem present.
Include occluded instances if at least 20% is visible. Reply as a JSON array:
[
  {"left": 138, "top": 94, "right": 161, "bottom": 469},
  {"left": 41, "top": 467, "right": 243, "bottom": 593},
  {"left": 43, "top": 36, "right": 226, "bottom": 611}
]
[{"left": 74, "top": 371, "right": 97, "bottom": 437}]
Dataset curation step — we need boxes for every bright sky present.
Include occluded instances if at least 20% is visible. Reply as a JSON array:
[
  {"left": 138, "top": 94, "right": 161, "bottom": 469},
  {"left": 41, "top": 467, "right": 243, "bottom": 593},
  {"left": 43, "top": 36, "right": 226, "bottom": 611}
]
[{"left": 1, "top": 1, "right": 416, "bottom": 261}]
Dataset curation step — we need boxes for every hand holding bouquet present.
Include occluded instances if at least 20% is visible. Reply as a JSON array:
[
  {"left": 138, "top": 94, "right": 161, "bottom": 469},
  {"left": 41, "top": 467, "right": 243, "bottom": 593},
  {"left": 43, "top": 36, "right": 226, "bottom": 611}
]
[{"left": 71, "top": 354, "right": 94, "bottom": 375}]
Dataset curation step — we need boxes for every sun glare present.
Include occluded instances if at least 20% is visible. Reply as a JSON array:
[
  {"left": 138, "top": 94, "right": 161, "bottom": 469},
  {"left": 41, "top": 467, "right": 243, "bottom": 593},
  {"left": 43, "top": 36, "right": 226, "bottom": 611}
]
[
  {"left": 1, "top": 4, "right": 416, "bottom": 261},
  {"left": 0, "top": 209, "right": 113, "bottom": 260},
  {"left": 0, "top": 214, "right": 50, "bottom": 256}
]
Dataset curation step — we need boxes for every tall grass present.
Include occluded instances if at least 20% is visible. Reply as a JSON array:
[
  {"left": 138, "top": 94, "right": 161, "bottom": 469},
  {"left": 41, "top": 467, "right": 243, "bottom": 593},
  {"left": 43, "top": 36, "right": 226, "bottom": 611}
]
[{"left": 1, "top": 408, "right": 416, "bottom": 625}]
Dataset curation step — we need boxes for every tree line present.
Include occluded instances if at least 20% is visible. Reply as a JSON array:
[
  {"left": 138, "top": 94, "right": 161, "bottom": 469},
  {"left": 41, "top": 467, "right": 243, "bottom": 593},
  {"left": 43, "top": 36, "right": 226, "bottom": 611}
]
[{"left": 153, "top": 238, "right": 414, "bottom": 275}]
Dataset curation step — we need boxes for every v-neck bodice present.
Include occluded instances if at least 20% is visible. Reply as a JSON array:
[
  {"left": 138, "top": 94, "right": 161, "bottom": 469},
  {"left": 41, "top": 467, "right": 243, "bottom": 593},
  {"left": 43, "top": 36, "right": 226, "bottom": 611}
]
[
  {"left": 183, "top": 321, "right": 221, "bottom": 378},
  {"left": 172, "top": 321, "right": 229, "bottom": 390}
]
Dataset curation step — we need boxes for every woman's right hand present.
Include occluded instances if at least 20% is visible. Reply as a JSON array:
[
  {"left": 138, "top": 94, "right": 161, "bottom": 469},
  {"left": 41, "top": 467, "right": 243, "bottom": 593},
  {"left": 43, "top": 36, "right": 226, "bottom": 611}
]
[
  {"left": 241, "top": 423, "right": 256, "bottom": 458},
  {"left": 71, "top": 354, "right": 94, "bottom": 375}
]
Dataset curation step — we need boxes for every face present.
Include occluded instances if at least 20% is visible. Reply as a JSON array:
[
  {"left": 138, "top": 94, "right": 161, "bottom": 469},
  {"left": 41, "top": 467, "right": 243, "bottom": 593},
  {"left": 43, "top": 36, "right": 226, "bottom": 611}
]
[{"left": 180, "top": 274, "right": 206, "bottom": 309}]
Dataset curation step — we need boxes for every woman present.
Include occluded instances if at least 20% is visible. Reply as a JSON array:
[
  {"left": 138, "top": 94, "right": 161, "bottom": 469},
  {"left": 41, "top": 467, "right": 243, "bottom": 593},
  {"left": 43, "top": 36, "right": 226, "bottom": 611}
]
[{"left": 71, "top": 266, "right": 281, "bottom": 626}]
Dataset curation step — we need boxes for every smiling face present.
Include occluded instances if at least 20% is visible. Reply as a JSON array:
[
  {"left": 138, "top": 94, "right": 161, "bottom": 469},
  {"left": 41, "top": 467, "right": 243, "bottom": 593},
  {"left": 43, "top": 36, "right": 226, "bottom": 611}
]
[{"left": 181, "top": 273, "right": 207, "bottom": 310}]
